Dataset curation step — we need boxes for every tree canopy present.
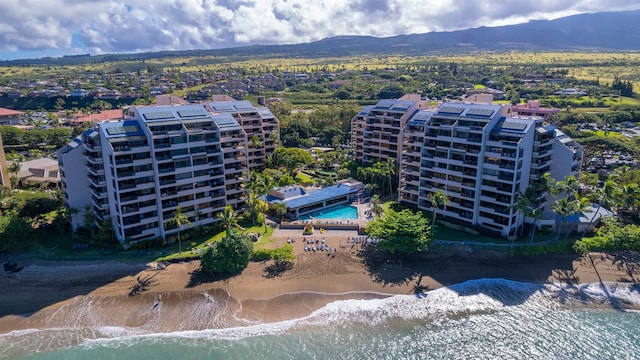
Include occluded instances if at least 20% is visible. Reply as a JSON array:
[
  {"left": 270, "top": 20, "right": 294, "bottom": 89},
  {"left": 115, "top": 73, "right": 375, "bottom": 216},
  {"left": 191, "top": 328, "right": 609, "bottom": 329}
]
[
  {"left": 201, "top": 230, "right": 253, "bottom": 275},
  {"left": 0, "top": 216, "right": 34, "bottom": 252},
  {"left": 365, "top": 208, "right": 432, "bottom": 254},
  {"left": 274, "top": 147, "right": 314, "bottom": 171}
]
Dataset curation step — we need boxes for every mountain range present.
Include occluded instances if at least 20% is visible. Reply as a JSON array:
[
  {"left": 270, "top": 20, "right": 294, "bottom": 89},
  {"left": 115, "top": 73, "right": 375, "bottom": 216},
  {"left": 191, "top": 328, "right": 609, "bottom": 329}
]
[{"left": 5, "top": 9, "right": 640, "bottom": 65}]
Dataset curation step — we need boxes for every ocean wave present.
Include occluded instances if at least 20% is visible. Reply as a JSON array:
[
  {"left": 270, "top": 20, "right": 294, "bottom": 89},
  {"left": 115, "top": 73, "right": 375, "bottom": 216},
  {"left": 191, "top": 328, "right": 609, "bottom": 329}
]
[{"left": 3, "top": 279, "right": 640, "bottom": 357}]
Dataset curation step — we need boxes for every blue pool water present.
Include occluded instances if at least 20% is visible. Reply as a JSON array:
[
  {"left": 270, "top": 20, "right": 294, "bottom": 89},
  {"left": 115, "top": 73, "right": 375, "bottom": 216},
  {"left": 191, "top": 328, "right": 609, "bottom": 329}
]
[{"left": 299, "top": 204, "right": 358, "bottom": 220}]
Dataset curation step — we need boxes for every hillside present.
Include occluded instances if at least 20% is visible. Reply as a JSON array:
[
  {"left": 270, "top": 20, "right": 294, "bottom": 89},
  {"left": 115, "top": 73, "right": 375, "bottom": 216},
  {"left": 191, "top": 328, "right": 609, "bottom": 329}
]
[{"left": 3, "top": 10, "right": 639, "bottom": 66}]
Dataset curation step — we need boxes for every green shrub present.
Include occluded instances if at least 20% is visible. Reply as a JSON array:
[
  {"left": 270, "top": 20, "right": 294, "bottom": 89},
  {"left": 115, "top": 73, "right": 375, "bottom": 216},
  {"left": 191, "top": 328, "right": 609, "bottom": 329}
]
[
  {"left": 250, "top": 244, "right": 295, "bottom": 262},
  {"left": 438, "top": 221, "right": 480, "bottom": 236}
]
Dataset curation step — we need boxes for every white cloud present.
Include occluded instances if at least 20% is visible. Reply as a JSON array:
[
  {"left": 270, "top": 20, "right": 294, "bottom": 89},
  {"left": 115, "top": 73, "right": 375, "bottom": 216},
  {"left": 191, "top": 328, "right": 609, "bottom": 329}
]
[{"left": 0, "top": 0, "right": 639, "bottom": 59}]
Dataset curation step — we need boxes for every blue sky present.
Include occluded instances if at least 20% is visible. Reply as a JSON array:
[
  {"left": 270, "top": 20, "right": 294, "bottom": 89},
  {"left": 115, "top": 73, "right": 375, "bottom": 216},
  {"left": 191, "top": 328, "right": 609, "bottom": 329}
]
[{"left": 1, "top": 0, "right": 640, "bottom": 61}]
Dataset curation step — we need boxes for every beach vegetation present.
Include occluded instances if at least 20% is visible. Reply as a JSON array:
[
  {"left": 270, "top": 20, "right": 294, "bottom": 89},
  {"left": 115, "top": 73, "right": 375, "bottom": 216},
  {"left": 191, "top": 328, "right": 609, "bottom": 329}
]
[
  {"left": 366, "top": 208, "right": 432, "bottom": 254},
  {"left": 201, "top": 230, "right": 253, "bottom": 275},
  {"left": 574, "top": 216, "right": 640, "bottom": 254},
  {"left": 303, "top": 223, "right": 314, "bottom": 235},
  {"left": 251, "top": 244, "right": 295, "bottom": 262}
]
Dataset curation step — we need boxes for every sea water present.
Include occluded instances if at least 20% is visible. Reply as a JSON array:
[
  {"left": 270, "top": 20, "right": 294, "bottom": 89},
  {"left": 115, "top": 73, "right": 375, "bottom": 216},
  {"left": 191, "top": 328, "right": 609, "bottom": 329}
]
[{"left": 2, "top": 279, "right": 640, "bottom": 360}]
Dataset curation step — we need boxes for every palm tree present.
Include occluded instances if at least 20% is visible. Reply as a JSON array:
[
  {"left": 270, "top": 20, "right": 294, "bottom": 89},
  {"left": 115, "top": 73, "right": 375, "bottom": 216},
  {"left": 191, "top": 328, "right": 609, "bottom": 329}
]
[
  {"left": 217, "top": 205, "right": 239, "bottom": 238},
  {"left": 427, "top": 190, "right": 450, "bottom": 229},
  {"left": 370, "top": 194, "right": 383, "bottom": 217},
  {"left": 248, "top": 135, "right": 263, "bottom": 159},
  {"left": 511, "top": 192, "right": 533, "bottom": 238},
  {"left": 382, "top": 158, "right": 396, "bottom": 196},
  {"left": 527, "top": 208, "right": 544, "bottom": 243},
  {"left": 583, "top": 180, "right": 620, "bottom": 236},
  {"left": 8, "top": 161, "right": 20, "bottom": 189},
  {"left": 620, "top": 183, "right": 640, "bottom": 218},
  {"left": 556, "top": 175, "right": 579, "bottom": 199},
  {"left": 552, "top": 197, "right": 574, "bottom": 238},
  {"left": 165, "top": 207, "right": 190, "bottom": 254}
]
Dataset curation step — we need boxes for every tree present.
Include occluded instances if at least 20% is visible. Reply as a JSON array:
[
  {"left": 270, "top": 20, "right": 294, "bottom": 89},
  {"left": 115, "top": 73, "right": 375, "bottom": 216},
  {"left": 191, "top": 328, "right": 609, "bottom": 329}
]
[
  {"left": 272, "top": 202, "right": 288, "bottom": 221},
  {"left": 274, "top": 147, "right": 314, "bottom": 173},
  {"left": 366, "top": 208, "right": 431, "bottom": 254},
  {"left": 528, "top": 208, "right": 545, "bottom": 243},
  {"left": 382, "top": 158, "right": 396, "bottom": 196},
  {"left": 0, "top": 216, "right": 34, "bottom": 251},
  {"left": 377, "top": 85, "right": 404, "bottom": 99},
  {"left": 164, "top": 207, "right": 191, "bottom": 254},
  {"left": 217, "top": 205, "right": 239, "bottom": 238},
  {"left": 8, "top": 161, "right": 20, "bottom": 189},
  {"left": 201, "top": 230, "right": 253, "bottom": 275},
  {"left": 370, "top": 194, "right": 383, "bottom": 217},
  {"left": 583, "top": 180, "right": 620, "bottom": 236},
  {"left": 511, "top": 191, "right": 534, "bottom": 238},
  {"left": 426, "top": 190, "right": 450, "bottom": 229}
]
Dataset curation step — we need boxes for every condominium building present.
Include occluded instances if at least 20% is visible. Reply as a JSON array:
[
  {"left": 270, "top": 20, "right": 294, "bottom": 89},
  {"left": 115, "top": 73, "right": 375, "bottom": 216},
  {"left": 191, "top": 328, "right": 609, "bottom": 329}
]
[
  {"left": 395, "top": 102, "right": 582, "bottom": 237},
  {"left": 207, "top": 100, "right": 280, "bottom": 170},
  {"left": 351, "top": 99, "right": 420, "bottom": 166},
  {"left": 58, "top": 102, "right": 278, "bottom": 244}
]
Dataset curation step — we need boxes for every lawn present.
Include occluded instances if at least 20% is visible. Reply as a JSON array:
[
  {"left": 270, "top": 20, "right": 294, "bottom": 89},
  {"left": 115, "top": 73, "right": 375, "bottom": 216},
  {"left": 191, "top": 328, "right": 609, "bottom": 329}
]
[
  {"left": 157, "top": 224, "right": 275, "bottom": 261},
  {"left": 295, "top": 171, "right": 316, "bottom": 186}
]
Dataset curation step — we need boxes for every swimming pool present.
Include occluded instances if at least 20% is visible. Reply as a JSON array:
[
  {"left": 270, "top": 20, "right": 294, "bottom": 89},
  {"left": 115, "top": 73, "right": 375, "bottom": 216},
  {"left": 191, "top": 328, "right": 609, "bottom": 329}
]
[{"left": 299, "top": 204, "right": 358, "bottom": 220}]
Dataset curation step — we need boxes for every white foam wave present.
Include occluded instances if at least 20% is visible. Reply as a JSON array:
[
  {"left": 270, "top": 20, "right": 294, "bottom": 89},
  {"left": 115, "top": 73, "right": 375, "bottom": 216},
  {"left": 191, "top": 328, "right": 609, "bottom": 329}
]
[{"left": 9, "top": 279, "right": 640, "bottom": 351}]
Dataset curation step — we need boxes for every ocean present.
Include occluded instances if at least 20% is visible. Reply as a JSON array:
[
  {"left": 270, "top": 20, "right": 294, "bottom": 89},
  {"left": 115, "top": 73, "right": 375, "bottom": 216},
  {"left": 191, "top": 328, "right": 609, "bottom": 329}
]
[{"left": 2, "top": 279, "right": 640, "bottom": 359}]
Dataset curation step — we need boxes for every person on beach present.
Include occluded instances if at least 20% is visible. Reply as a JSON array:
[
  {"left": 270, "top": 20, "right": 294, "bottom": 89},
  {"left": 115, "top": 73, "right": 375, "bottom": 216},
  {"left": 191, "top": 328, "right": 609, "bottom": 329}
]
[{"left": 153, "top": 294, "right": 162, "bottom": 309}]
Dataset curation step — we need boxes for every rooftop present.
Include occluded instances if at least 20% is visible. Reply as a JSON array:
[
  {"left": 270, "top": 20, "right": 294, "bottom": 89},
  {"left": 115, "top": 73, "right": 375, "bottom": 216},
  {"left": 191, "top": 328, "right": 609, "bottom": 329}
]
[
  {"left": 266, "top": 183, "right": 360, "bottom": 209},
  {"left": 0, "top": 108, "right": 22, "bottom": 116}
]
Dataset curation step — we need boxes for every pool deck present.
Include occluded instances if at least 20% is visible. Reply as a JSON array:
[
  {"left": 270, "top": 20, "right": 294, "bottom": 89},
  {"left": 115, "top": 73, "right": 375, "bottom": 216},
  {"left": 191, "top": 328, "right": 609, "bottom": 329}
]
[
  {"left": 280, "top": 202, "right": 373, "bottom": 232},
  {"left": 271, "top": 201, "right": 374, "bottom": 253}
]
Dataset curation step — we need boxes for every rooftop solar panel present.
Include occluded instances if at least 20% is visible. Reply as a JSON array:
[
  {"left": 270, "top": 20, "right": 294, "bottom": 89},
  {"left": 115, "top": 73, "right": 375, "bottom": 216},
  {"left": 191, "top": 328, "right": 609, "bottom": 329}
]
[
  {"left": 210, "top": 103, "right": 235, "bottom": 112},
  {"left": 143, "top": 111, "right": 175, "bottom": 121},
  {"left": 212, "top": 114, "right": 240, "bottom": 128},
  {"left": 374, "top": 100, "right": 395, "bottom": 109},
  {"left": 501, "top": 121, "right": 528, "bottom": 131},
  {"left": 438, "top": 106, "right": 464, "bottom": 115},
  {"left": 412, "top": 112, "right": 432, "bottom": 121},
  {"left": 177, "top": 109, "right": 207, "bottom": 118},
  {"left": 105, "top": 127, "right": 125, "bottom": 135},
  {"left": 466, "top": 108, "right": 495, "bottom": 117},
  {"left": 233, "top": 101, "right": 254, "bottom": 110},
  {"left": 391, "top": 102, "right": 412, "bottom": 110}
]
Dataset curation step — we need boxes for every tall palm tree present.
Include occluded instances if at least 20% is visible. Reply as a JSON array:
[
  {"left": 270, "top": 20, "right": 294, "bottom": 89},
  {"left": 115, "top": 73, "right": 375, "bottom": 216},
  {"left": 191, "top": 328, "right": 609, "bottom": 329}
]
[
  {"left": 370, "top": 194, "right": 383, "bottom": 217},
  {"left": 165, "top": 207, "right": 191, "bottom": 254},
  {"left": 620, "top": 183, "right": 640, "bottom": 218},
  {"left": 552, "top": 197, "right": 573, "bottom": 238},
  {"left": 511, "top": 192, "right": 533, "bottom": 238},
  {"left": 583, "top": 180, "right": 620, "bottom": 236},
  {"left": 217, "top": 205, "right": 239, "bottom": 238},
  {"left": 382, "top": 158, "right": 396, "bottom": 196},
  {"left": 527, "top": 208, "right": 544, "bottom": 243},
  {"left": 427, "top": 190, "right": 450, "bottom": 229},
  {"left": 556, "top": 175, "right": 579, "bottom": 199}
]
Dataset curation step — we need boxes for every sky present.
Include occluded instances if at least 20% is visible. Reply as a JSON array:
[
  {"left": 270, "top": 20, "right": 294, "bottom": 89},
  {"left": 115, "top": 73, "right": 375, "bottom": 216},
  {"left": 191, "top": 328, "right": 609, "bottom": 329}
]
[{"left": 1, "top": 0, "right": 640, "bottom": 61}]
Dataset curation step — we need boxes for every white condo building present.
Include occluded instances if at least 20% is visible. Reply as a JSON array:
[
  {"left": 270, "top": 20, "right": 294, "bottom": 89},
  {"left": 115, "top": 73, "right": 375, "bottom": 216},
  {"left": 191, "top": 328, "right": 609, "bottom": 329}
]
[
  {"left": 58, "top": 102, "right": 279, "bottom": 244},
  {"left": 352, "top": 100, "right": 583, "bottom": 237}
]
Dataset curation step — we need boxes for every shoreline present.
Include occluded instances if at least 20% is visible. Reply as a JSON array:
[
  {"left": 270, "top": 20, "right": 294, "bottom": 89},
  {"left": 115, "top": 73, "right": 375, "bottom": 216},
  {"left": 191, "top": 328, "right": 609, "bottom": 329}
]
[{"left": 1, "top": 231, "right": 639, "bottom": 333}]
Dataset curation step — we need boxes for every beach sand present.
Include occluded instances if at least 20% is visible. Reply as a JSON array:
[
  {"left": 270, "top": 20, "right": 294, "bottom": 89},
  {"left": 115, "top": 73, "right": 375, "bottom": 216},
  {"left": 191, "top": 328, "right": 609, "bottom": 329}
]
[{"left": 1, "top": 229, "right": 639, "bottom": 332}]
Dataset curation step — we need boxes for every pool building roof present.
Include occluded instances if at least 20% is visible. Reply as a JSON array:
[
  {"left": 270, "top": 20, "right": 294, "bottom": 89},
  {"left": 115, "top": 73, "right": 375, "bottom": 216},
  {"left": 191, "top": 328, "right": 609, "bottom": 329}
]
[{"left": 265, "top": 183, "right": 360, "bottom": 210}]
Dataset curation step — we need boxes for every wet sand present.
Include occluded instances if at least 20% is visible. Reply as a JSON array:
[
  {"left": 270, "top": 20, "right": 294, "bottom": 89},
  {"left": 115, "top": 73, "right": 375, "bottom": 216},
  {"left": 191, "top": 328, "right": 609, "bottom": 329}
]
[{"left": 1, "top": 230, "right": 638, "bottom": 333}]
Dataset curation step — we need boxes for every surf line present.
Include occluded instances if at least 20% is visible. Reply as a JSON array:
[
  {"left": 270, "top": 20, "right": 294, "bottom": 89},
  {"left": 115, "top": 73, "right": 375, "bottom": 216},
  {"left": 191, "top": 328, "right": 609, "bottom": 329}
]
[{"left": 153, "top": 294, "right": 162, "bottom": 309}]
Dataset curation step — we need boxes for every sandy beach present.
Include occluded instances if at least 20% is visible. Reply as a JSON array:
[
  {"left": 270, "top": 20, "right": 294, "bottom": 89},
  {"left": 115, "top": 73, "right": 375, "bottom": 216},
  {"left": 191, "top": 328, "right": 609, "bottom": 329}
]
[{"left": 1, "top": 228, "right": 639, "bottom": 333}]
